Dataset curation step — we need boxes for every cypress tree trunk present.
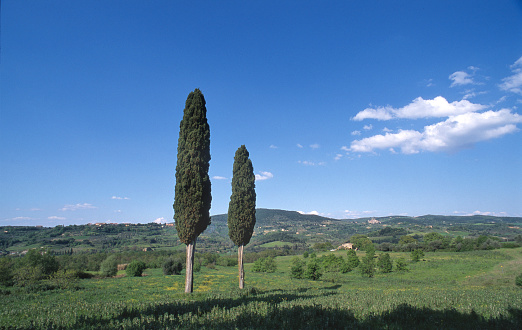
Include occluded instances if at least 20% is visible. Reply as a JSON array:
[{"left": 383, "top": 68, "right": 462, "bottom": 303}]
[
  {"left": 238, "top": 244, "right": 244, "bottom": 289},
  {"left": 185, "top": 240, "right": 196, "bottom": 293}
]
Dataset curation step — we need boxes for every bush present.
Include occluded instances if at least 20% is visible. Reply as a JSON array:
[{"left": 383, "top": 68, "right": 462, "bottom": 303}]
[
  {"left": 304, "top": 258, "right": 322, "bottom": 280},
  {"left": 516, "top": 273, "right": 522, "bottom": 287},
  {"left": 395, "top": 257, "right": 408, "bottom": 272},
  {"left": 126, "top": 260, "right": 147, "bottom": 277},
  {"left": 163, "top": 258, "right": 183, "bottom": 275},
  {"left": 217, "top": 256, "right": 238, "bottom": 267},
  {"left": 0, "top": 258, "right": 13, "bottom": 286},
  {"left": 100, "top": 255, "right": 118, "bottom": 277},
  {"left": 290, "top": 257, "right": 305, "bottom": 279},
  {"left": 377, "top": 253, "right": 393, "bottom": 273},
  {"left": 346, "top": 249, "right": 360, "bottom": 270},
  {"left": 411, "top": 249, "right": 424, "bottom": 262},
  {"left": 252, "top": 256, "right": 277, "bottom": 273}
]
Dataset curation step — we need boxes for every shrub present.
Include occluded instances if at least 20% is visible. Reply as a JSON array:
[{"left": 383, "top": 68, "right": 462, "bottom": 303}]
[
  {"left": 0, "top": 258, "right": 13, "bottom": 287},
  {"left": 50, "top": 269, "right": 79, "bottom": 289},
  {"left": 100, "top": 255, "right": 118, "bottom": 277},
  {"left": 322, "top": 254, "right": 343, "bottom": 273},
  {"left": 290, "top": 257, "right": 305, "bottom": 279},
  {"left": 304, "top": 258, "right": 322, "bottom": 280},
  {"left": 516, "top": 273, "right": 522, "bottom": 287},
  {"left": 346, "top": 249, "right": 360, "bottom": 270},
  {"left": 252, "top": 256, "right": 277, "bottom": 273},
  {"left": 395, "top": 257, "right": 408, "bottom": 272},
  {"left": 126, "top": 260, "right": 146, "bottom": 277},
  {"left": 217, "top": 256, "right": 238, "bottom": 267},
  {"left": 163, "top": 258, "right": 183, "bottom": 275},
  {"left": 411, "top": 249, "right": 424, "bottom": 262},
  {"left": 377, "top": 253, "right": 393, "bottom": 273},
  {"left": 359, "top": 254, "right": 375, "bottom": 278}
]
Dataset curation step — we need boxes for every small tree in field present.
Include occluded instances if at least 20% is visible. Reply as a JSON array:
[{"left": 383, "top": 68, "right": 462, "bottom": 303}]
[
  {"left": 227, "top": 145, "right": 256, "bottom": 289},
  {"left": 126, "top": 261, "right": 146, "bottom": 277},
  {"left": 346, "top": 249, "right": 360, "bottom": 270},
  {"left": 100, "top": 255, "right": 118, "bottom": 277},
  {"left": 304, "top": 257, "right": 322, "bottom": 280},
  {"left": 411, "top": 249, "right": 424, "bottom": 262},
  {"left": 395, "top": 257, "right": 409, "bottom": 272},
  {"left": 174, "top": 89, "right": 212, "bottom": 293},
  {"left": 377, "top": 253, "right": 393, "bottom": 273},
  {"left": 360, "top": 248, "right": 375, "bottom": 277},
  {"left": 290, "top": 257, "right": 305, "bottom": 279}
]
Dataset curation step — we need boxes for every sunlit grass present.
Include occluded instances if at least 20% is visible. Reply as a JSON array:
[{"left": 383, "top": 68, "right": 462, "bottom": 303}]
[{"left": 1, "top": 248, "right": 521, "bottom": 328}]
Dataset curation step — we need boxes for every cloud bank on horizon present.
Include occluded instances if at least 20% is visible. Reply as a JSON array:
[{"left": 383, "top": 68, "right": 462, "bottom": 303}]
[{"left": 345, "top": 56, "right": 522, "bottom": 155}]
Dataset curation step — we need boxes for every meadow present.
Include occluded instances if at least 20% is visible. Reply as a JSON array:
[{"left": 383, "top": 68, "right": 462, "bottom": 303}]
[{"left": 1, "top": 248, "right": 521, "bottom": 329}]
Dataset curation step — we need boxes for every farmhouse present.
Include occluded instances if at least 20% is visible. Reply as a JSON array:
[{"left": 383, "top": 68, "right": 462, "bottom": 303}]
[{"left": 337, "top": 243, "right": 354, "bottom": 250}]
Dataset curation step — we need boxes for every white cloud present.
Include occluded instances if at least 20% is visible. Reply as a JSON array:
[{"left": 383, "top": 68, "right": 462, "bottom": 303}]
[
  {"left": 353, "top": 96, "right": 485, "bottom": 121},
  {"left": 334, "top": 154, "right": 343, "bottom": 161},
  {"left": 297, "top": 144, "right": 304, "bottom": 148},
  {"left": 60, "top": 203, "right": 97, "bottom": 211},
  {"left": 351, "top": 130, "right": 361, "bottom": 136},
  {"left": 154, "top": 217, "right": 167, "bottom": 224},
  {"left": 298, "top": 160, "right": 326, "bottom": 166},
  {"left": 212, "top": 176, "right": 228, "bottom": 180},
  {"left": 382, "top": 127, "right": 392, "bottom": 132},
  {"left": 499, "top": 56, "right": 522, "bottom": 95},
  {"left": 310, "top": 143, "right": 320, "bottom": 149},
  {"left": 297, "top": 210, "right": 320, "bottom": 216},
  {"left": 449, "top": 71, "right": 474, "bottom": 87},
  {"left": 269, "top": 144, "right": 278, "bottom": 149},
  {"left": 363, "top": 124, "right": 373, "bottom": 130},
  {"left": 350, "top": 109, "right": 521, "bottom": 154},
  {"left": 255, "top": 171, "right": 273, "bottom": 181},
  {"left": 111, "top": 196, "right": 129, "bottom": 200},
  {"left": 11, "top": 216, "right": 32, "bottom": 221},
  {"left": 48, "top": 216, "right": 66, "bottom": 220}
]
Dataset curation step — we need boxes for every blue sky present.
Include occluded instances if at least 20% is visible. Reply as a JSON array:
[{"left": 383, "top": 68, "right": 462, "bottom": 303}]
[{"left": 1, "top": 0, "right": 521, "bottom": 226}]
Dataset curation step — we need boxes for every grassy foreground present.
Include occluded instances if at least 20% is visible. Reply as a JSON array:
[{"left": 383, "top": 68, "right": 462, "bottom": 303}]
[{"left": 1, "top": 249, "right": 521, "bottom": 329}]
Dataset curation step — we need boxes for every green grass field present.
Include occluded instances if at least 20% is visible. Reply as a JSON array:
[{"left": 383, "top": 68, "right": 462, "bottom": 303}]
[{"left": 1, "top": 248, "right": 521, "bottom": 329}]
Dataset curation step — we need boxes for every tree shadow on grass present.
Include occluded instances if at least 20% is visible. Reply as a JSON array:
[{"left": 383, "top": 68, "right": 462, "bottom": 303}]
[{"left": 63, "top": 290, "right": 521, "bottom": 329}]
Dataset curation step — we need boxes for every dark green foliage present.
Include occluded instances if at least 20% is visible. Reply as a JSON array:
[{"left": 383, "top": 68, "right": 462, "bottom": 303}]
[
  {"left": 516, "top": 273, "right": 522, "bottom": 287},
  {"left": 23, "top": 249, "right": 59, "bottom": 276},
  {"left": 304, "top": 257, "right": 322, "bottom": 280},
  {"left": 322, "top": 254, "right": 344, "bottom": 273},
  {"left": 252, "top": 256, "right": 277, "bottom": 273},
  {"left": 174, "top": 89, "right": 212, "bottom": 245},
  {"left": 377, "top": 253, "right": 393, "bottom": 273},
  {"left": 395, "top": 257, "right": 408, "bottom": 272},
  {"left": 290, "top": 257, "right": 305, "bottom": 279},
  {"left": 100, "top": 255, "right": 118, "bottom": 277},
  {"left": 350, "top": 234, "right": 374, "bottom": 251},
  {"left": 126, "top": 261, "right": 147, "bottom": 277},
  {"left": 228, "top": 145, "right": 256, "bottom": 247},
  {"left": 371, "top": 227, "right": 408, "bottom": 237},
  {"left": 346, "top": 249, "right": 360, "bottom": 270},
  {"left": 423, "top": 232, "right": 444, "bottom": 243},
  {"left": 163, "top": 258, "right": 183, "bottom": 275},
  {"left": 217, "top": 256, "right": 238, "bottom": 267},
  {"left": 411, "top": 249, "right": 425, "bottom": 262},
  {"left": 360, "top": 250, "right": 375, "bottom": 278},
  {"left": 312, "top": 242, "right": 335, "bottom": 251},
  {"left": 399, "top": 235, "right": 418, "bottom": 245},
  {"left": 0, "top": 257, "right": 13, "bottom": 286}
]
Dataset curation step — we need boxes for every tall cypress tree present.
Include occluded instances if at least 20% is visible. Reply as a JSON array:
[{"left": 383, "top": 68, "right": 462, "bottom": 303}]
[
  {"left": 174, "top": 88, "right": 211, "bottom": 293},
  {"left": 228, "top": 145, "right": 256, "bottom": 289}
]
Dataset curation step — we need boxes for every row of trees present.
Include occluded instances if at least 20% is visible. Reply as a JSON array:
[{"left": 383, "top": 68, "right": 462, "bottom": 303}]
[
  {"left": 291, "top": 249, "right": 417, "bottom": 281},
  {"left": 174, "top": 89, "right": 257, "bottom": 293},
  {"left": 349, "top": 233, "right": 518, "bottom": 253}
]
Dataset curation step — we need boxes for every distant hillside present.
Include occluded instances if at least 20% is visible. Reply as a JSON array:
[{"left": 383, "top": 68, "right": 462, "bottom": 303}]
[{"left": 2, "top": 208, "right": 521, "bottom": 255}]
